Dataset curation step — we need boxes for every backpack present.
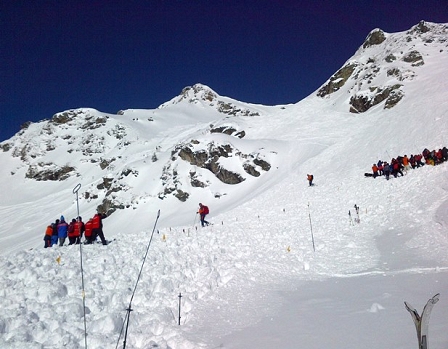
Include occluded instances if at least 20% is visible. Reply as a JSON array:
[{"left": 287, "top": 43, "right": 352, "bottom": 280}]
[{"left": 203, "top": 206, "right": 209, "bottom": 214}]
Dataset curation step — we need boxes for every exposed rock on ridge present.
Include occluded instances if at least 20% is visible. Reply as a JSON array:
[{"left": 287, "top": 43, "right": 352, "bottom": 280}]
[{"left": 317, "top": 21, "right": 447, "bottom": 113}]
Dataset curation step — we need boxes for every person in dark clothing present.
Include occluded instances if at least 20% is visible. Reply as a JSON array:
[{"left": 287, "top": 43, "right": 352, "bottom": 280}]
[
  {"left": 442, "top": 147, "right": 448, "bottom": 162},
  {"left": 51, "top": 219, "right": 59, "bottom": 247},
  {"left": 392, "top": 159, "right": 403, "bottom": 178},
  {"left": 377, "top": 161, "right": 384, "bottom": 176},
  {"left": 383, "top": 162, "right": 391, "bottom": 180},
  {"left": 307, "top": 174, "right": 314, "bottom": 186}
]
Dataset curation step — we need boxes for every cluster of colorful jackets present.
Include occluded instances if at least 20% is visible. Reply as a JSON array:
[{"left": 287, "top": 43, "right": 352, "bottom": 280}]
[{"left": 44, "top": 213, "right": 102, "bottom": 241}]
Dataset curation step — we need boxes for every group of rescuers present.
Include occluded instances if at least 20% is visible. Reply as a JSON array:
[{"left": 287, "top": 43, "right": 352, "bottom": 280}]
[{"left": 44, "top": 212, "right": 107, "bottom": 248}]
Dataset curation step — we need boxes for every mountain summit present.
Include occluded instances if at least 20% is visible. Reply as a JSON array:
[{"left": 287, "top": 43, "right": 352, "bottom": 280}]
[{"left": 317, "top": 20, "right": 447, "bottom": 113}]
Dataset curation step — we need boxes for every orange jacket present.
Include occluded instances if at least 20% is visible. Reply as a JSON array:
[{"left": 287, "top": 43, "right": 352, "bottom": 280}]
[
  {"left": 372, "top": 165, "right": 378, "bottom": 172},
  {"left": 45, "top": 225, "right": 53, "bottom": 237}
]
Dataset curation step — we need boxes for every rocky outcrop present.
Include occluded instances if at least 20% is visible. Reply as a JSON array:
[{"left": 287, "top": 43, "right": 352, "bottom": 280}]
[
  {"left": 316, "top": 22, "right": 448, "bottom": 113},
  {"left": 157, "top": 140, "right": 273, "bottom": 201},
  {"left": 402, "top": 50, "right": 424, "bottom": 66},
  {"left": 210, "top": 125, "right": 246, "bottom": 138},
  {"left": 317, "top": 63, "right": 358, "bottom": 97},
  {"left": 25, "top": 163, "right": 76, "bottom": 181},
  {"left": 349, "top": 85, "right": 403, "bottom": 113},
  {"left": 177, "top": 142, "right": 246, "bottom": 185},
  {"left": 362, "top": 29, "right": 386, "bottom": 48}
]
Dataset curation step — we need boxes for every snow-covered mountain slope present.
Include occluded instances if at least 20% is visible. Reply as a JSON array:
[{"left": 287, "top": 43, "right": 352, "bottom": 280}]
[{"left": 0, "top": 21, "right": 448, "bottom": 349}]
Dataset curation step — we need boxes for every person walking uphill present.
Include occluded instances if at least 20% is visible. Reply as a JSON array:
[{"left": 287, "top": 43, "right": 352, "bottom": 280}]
[
  {"left": 307, "top": 174, "right": 314, "bottom": 186},
  {"left": 198, "top": 203, "right": 210, "bottom": 227}
]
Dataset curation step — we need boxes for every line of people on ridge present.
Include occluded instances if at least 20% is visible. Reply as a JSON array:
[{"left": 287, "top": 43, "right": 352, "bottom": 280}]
[
  {"left": 44, "top": 212, "right": 108, "bottom": 248},
  {"left": 367, "top": 147, "right": 448, "bottom": 180}
]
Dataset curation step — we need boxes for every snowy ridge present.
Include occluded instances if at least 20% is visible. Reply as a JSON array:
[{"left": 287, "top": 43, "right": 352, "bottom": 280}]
[{"left": 1, "top": 21, "right": 448, "bottom": 348}]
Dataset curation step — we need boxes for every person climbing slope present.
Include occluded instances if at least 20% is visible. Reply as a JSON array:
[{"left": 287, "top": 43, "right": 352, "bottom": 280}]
[
  {"left": 198, "top": 203, "right": 210, "bottom": 227},
  {"left": 307, "top": 174, "right": 314, "bottom": 186}
]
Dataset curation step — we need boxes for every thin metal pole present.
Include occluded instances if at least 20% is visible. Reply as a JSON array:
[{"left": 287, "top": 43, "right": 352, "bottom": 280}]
[
  {"left": 73, "top": 183, "right": 87, "bottom": 349},
  {"left": 122, "top": 209, "right": 161, "bottom": 349},
  {"left": 308, "top": 202, "right": 315, "bottom": 252}
]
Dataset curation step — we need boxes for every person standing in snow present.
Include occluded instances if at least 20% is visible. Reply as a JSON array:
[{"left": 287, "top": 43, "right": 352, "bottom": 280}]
[
  {"left": 377, "top": 160, "right": 384, "bottom": 176},
  {"left": 371, "top": 164, "right": 379, "bottom": 178},
  {"left": 84, "top": 218, "right": 94, "bottom": 244},
  {"left": 307, "top": 174, "right": 314, "bottom": 186},
  {"left": 57, "top": 216, "right": 69, "bottom": 246},
  {"left": 91, "top": 212, "right": 108, "bottom": 245},
  {"left": 43, "top": 224, "right": 53, "bottom": 248},
  {"left": 51, "top": 219, "right": 59, "bottom": 246},
  {"left": 67, "top": 218, "right": 78, "bottom": 245},
  {"left": 402, "top": 155, "right": 411, "bottom": 173},
  {"left": 383, "top": 162, "right": 391, "bottom": 180},
  {"left": 198, "top": 203, "right": 210, "bottom": 227},
  {"left": 74, "top": 216, "right": 85, "bottom": 244}
]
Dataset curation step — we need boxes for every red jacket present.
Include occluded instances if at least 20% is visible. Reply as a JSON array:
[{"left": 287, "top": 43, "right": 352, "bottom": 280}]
[
  {"left": 74, "top": 221, "right": 84, "bottom": 237},
  {"left": 85, "top": 220, "right": 93, "bottom": 237}
]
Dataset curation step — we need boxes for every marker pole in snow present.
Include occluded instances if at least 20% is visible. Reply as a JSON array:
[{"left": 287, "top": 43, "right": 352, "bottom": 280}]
[
  {"left": 119, "top": 209, "right": 161, "bottom": 349},
  {"left": 178, "top": 293, "right": 182, "bottom": 325},
  {"left": 354, "top": 204, "right": 360, "bottom": 223},
  {"left": 73, "top": 183, "right": 87, "bottom": 349},
  {"left": 307, "top": 202, "right": 315, "bottom": 252},
  {"left": 404, "top": 293, "right": 440, "bottom": 349}
]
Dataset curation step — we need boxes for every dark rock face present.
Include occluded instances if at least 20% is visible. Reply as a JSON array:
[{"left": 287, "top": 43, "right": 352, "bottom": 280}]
[
  {"left": 178, "top": 142, "right": 246, "bottom": 185},
  {"left": 25, "top": 163, "right": 76, "bottom": 181},
  {"left": 317, "top": 63, "right": 358, "bottom": 97},
  {"left": 349, "top": 85, "right": 403, "bottom": 113},
  {"left": 158, "top": 139, "right": 273, "bottom": 201},
  {"left": 362, "top": 29, "right": 386, "bottom": 49},
  {"left": 408, "top": 20, "right": 431, "bottom": 35},
  {"left": 402, "top": 50, "right": 424, "bottom": 66}
]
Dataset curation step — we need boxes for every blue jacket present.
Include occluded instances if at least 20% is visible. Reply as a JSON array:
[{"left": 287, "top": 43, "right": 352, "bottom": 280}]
[{"left": 57, "top": 221, "right": 69, "bottom": 238}]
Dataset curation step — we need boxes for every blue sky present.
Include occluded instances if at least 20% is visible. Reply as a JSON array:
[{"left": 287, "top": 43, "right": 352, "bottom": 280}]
[{"left": 1, "top": 0, "right": 447, "bottom": 141}]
